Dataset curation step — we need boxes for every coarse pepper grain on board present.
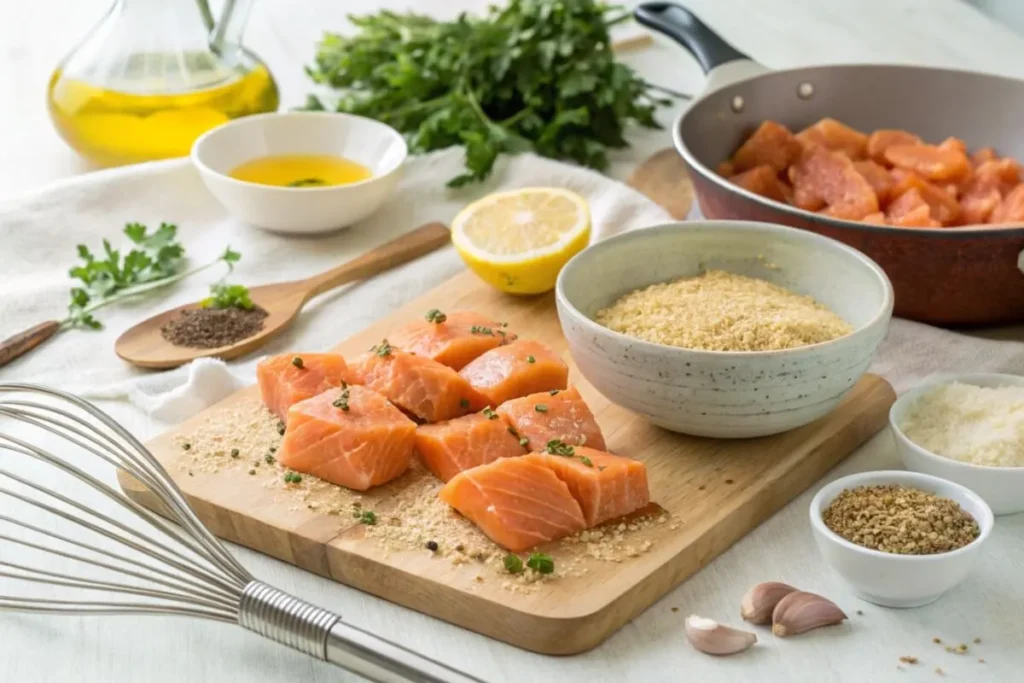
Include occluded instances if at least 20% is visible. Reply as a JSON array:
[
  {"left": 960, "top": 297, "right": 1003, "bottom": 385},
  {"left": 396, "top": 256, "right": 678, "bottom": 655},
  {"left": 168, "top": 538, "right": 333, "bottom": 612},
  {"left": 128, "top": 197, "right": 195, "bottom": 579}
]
[{"left": 594, "top": 270, "right": 852, "bottom": 352}]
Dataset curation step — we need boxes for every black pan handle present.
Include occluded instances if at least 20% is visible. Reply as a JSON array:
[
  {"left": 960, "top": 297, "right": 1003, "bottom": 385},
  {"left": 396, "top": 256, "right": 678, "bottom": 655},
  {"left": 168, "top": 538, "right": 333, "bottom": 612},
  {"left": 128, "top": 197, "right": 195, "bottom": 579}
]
[{"left": 634, "top": 3, "right": 751, "bottom": 74}]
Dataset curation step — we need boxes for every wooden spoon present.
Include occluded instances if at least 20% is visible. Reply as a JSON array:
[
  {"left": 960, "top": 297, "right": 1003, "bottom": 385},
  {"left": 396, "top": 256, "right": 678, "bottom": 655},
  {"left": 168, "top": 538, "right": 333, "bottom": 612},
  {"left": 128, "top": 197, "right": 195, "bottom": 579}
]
[
  {"left": 114, "top": 222, "right": 451, "bottom": 369},
  {"left": 626, "top": 148, "right": 695, "bottom": 219}
]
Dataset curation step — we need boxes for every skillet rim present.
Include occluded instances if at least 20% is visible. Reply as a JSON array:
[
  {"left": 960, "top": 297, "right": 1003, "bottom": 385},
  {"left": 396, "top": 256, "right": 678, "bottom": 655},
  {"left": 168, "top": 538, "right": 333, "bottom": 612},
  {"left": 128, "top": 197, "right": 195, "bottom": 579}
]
[{"left": 674, "top": 62, "right": 1024, "bottom": 240}]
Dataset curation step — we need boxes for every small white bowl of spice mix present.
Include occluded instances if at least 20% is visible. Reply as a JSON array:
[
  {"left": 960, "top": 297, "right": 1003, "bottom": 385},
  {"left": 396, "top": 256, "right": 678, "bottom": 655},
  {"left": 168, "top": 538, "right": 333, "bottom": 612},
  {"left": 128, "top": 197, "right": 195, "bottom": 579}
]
[
  {"left": 555, "top": 220, "right": 893, "bottom": 437},
  {"left": 810, "top": 470, "right": 992, "bottom": 608},
  {"left": 890, "top": 373, "right": 1024, "bottom": 515}
]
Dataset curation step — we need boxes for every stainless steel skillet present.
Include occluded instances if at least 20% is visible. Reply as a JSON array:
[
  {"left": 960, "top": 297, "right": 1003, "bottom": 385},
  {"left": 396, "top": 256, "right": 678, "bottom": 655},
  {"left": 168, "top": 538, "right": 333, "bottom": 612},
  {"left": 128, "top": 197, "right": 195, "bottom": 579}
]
[{"left": 635, "top": 2, "right": 1024, "bottom": 326}]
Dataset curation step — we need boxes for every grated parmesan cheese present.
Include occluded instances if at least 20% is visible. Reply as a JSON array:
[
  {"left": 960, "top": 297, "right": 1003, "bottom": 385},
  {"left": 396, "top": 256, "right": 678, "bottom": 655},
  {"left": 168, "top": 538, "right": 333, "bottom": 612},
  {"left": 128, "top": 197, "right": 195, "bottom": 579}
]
[{"left": 899, "top": 382, "right": 1024, "bottom": 467}]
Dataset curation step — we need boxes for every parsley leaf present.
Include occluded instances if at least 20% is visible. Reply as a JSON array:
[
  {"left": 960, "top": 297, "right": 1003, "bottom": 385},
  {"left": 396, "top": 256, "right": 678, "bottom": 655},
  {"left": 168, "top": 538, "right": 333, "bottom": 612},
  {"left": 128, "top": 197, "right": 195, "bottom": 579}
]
[
  {"left": 304, "top": 0, "right": 673, "bottom": 186},
  {"left": 526, "top": 552, "right": 554, "bottom": 574}
]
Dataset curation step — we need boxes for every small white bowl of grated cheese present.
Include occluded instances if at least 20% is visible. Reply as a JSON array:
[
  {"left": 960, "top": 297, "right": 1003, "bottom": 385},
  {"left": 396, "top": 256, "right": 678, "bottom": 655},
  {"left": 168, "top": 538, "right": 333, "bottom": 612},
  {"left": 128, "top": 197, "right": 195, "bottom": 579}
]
[{"left": 890, "top": 373, "right": 1024, "bottom": 515}]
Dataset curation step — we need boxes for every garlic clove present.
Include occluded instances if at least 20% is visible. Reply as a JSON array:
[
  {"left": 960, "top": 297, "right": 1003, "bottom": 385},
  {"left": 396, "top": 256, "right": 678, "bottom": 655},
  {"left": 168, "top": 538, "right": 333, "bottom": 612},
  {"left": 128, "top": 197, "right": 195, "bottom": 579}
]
[
  {"left": 685, "top": 614, "right": 757, "bottom": 655},
  {"left": 740, "top": 581, "right": 798, "bottom": 624},
  {"left": 771, "top": 591, "right": 847, "bottom": 637}
]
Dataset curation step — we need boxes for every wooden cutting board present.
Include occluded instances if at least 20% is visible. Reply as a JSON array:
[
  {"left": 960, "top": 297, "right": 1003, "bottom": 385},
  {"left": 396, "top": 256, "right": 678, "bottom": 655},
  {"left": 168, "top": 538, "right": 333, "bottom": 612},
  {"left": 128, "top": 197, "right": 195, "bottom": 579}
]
[{"left": 123, "top": 269, "right": 895, "bottom": 655}]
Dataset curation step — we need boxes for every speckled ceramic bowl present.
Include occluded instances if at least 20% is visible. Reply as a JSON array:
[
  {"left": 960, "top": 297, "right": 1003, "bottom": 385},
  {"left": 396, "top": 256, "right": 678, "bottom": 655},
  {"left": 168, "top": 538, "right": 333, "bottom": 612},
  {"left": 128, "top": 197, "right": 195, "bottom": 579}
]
[{"left": 555, "top": 221, "right": 894, "bottom": 437}]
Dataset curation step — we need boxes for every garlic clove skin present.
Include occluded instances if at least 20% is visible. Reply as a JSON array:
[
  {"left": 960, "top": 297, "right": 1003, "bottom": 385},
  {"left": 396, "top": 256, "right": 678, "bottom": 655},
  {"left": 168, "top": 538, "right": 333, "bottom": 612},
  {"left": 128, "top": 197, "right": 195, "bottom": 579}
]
[
  {"left": 740, "top": 581, "right": 798, "bottom": 624},
  {"left": 771, "top": 591, "right": 847, "bottom": 637},
  {"left": 685, "top": 614, "right": 757, "bottom": 655}
]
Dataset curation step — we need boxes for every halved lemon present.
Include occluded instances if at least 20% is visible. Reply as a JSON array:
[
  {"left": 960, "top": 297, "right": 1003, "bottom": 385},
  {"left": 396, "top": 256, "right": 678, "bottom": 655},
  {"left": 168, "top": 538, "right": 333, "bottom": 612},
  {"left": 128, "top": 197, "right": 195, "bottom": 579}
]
[{"left": 451, "top": 187, "right": 591, "bottom": 294}]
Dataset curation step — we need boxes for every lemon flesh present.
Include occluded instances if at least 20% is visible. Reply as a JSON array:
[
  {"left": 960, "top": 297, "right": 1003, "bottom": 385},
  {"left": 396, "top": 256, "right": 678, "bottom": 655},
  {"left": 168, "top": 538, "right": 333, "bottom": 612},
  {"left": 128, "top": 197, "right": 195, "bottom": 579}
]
[{"left": 451, "top": 187, "right": 591, "bottom": 294}]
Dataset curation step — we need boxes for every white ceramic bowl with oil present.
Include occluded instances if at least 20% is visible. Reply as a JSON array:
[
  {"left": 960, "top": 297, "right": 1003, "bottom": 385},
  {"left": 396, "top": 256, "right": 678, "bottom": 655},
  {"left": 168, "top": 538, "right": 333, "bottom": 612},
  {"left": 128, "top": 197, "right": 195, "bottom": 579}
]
[
  {"left": 191, "top": 111, "right": 407, "bottom": 234},
  {"left": 890, "top": 373, "right": 1024, "bottom": 515},
  {"left": 810, "top": 470, "right": 993, "bottom": 607},
  {"left": 555, "top": 221, "right": 893, "bottom": 438}
]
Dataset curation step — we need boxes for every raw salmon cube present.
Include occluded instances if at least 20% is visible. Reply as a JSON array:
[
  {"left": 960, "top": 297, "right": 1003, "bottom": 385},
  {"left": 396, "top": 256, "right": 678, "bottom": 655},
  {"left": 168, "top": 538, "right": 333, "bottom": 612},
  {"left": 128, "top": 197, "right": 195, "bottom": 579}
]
[
  {"left": 731, "top": 121, "right": 802, "bottom": 173},
  {"left": 866, "top": 129, "right": 922, "bottom": 165},
  {"left": 729, "top": 165, "right": 788, "bottom": 202},
  {"left": 889, "top": 169, "right": 960, "bottom": 224},
  {"left": 788, "top": 146, "right": 878, "bottom": 217},
  {"left": 860, "top": 212, "right": 887, "bottom": 225},
  {"left": 459, "top": 339, "right": 568, "bottom": 408},
  {"left": 974, "top": 158, "right": 1021, "bottom": 195},
  {"left": 716, "top": 160, "right": 735, "bottom": 176},
  {"left": 498, "top": 386, "right": 606, "bottom": 452},
  {"left": 348, "top": 345, "right": 487, "bottom": 423},
  {"left": 853, "top": 160, "right": 895, "bottom": 204},
  {"left": 257, "top": 353, "right": 350, "bottom": 421},
  {"left": 960, "top": 185, "right": 1002, "bottom": 225},
  {"left": 415, "top": 412, "right": 526, "bottom": 482},
  {"left": 532, "top": 448, "right": 650, "bottom": 527},
  {"left": 795, "top": 118, "right": 868, "bottom": 159},
  {"left": 388, "top": 310, "right": 516, "bottom": 371},
  {"left": 439, "top": 455, "right": 587, "bottom": 551},
  {"left": 989, "top": 184, "right": 1024, "bottom": 224},
  {"left": 278, "top": 385, "right": 416, "bottom": 491},
  {"left": 971, "top": 147, "right": 997, "bottom": 167},
  {"left": 884, "top": 143, "right": 971, "bottom": 182},
  {"left": 886, "top": 189, "right": 941, "bottom": 228}
]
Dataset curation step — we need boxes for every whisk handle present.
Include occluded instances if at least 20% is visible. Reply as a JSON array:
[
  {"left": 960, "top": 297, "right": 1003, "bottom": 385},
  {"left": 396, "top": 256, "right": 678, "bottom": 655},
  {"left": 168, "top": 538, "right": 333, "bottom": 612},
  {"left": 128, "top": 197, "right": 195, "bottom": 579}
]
[
  {"left": 327, "top": 621, "right": 488, "bottom": 683},
  {"left": 238, "top": 582, "right": 486, "bottom": 683}
]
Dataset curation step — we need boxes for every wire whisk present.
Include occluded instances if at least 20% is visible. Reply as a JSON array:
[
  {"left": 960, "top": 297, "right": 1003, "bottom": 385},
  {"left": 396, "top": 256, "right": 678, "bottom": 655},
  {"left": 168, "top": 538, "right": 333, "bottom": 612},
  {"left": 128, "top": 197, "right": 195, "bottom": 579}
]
[{"left": 0, "top": 383, "right": 485, "bottom": 683}]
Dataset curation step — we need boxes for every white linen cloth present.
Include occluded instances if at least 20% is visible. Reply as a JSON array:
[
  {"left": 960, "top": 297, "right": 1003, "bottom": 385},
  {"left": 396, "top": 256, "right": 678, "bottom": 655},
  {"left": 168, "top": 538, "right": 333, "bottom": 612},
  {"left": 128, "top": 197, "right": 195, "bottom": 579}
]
[{"left": 1, "top": 147, "right": 1023, "bottom": 425}]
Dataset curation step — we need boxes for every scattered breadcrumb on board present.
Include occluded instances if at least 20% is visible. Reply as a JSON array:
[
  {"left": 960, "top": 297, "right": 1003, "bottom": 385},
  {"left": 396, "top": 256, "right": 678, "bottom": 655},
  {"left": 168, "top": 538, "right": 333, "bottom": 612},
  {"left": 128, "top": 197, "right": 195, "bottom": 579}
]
[{"left": 173, "top": 396, "right": 670, "bottom": 593}]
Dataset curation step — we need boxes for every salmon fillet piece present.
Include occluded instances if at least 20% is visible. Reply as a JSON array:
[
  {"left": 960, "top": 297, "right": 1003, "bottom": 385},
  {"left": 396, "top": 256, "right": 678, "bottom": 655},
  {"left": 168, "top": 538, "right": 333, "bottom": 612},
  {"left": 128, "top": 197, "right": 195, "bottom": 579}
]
[
  {"left": 795, "top": 118, "right": 868, "bottom": 160},
  {"left": 865, "top": 129, "right": 922, "bottom": 165},
  {"left": 439, "top": 455, "right": 586, "bottom": 551},
  {"left": 278, "top": 385, "right": 416, "bottom": 491},
  {"left": 388, "top": 310, "right": 517, "bottom": 370},
  {"left": 497, "top": 386, "right": 606, "bottom": 452},
  {"left": 990, "top": 184, "right": 1024, "bottom": 224},
  {"left": 729, "top": 165, "right": 789, "bottom": 202},
  {"left": 348, "top": 344, "right": 487, "bottom": 423},
  {"left": 459, "top": 339, "right": 568, "bottom": 407},
  {"left": 415, "top": 412, "right": 527, "bottom": 482},
  {"left": 531, "top": 448, "right": 650, "bottom": 527},
  {"left": 852, "top": 160, "right": 894, "bottom": 204},
  {"left": 731, "top": 121, "right": 802, "bottom": 173},
  {"left": 788, "top": 146, "right": 878, "bottom": 218},
  {"left": 884, "top": 143, "right": 970, "bottom": 182},
  {"left": 256, "top": 353, "right": 349, "bottom": 421}
]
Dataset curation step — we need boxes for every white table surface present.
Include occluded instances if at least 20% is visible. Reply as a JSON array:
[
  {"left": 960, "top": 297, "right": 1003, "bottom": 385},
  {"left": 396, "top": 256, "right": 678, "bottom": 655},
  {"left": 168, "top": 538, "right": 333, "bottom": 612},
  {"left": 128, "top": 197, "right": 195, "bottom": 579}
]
[{"left": 2, "top": 1, "right": 1024, "bottom": 682}]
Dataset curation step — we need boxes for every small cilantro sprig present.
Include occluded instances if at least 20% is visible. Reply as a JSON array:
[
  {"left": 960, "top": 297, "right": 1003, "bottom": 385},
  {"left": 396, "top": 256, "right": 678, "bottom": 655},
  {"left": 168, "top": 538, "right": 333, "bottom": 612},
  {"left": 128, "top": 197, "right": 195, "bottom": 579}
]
[
  {"left": 63, "top": 223, "right": 241, "bottom": 330},
  {"left": 199, "top": 248, "right": 254, "bottom": 310}
]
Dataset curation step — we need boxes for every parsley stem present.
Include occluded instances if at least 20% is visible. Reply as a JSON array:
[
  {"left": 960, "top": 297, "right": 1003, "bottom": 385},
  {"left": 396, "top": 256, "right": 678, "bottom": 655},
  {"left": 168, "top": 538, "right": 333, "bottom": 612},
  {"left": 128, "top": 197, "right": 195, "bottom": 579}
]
[{"left": 59, "top": 255, "right": 232, "bottom": 330}]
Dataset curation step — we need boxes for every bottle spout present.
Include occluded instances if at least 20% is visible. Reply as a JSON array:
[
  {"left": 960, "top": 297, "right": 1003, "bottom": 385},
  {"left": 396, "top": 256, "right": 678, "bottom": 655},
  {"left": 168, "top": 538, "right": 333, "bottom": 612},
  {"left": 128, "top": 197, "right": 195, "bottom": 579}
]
[{"left": 209, "top": 0, "right": 255, "bottom": 57}]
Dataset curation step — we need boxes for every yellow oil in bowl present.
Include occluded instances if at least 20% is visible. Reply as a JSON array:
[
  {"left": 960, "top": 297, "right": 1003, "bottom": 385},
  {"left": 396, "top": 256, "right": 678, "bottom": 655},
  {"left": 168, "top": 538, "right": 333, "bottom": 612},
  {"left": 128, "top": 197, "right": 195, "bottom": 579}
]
[
  {"left": 229, "top": 155, "right": 373, "bottom": 187},
  {"left": 48, "top": 64, "right": 278, "bottom": 167}
]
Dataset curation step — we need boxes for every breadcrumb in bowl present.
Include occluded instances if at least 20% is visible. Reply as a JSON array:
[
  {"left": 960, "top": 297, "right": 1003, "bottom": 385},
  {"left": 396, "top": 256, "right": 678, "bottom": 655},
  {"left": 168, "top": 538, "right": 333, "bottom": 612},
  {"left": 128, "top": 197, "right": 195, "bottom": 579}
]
[{"left": 556, "top": 221, "right": 894, "bottom": 437}]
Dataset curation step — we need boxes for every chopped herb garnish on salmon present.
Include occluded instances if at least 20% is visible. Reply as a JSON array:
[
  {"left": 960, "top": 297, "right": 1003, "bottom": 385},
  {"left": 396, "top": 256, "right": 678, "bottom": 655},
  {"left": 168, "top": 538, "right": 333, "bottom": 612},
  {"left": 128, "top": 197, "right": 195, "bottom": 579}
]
[
  {"left": 527, "top": 552, "right": 554, "bottom": 574},
  {"left": 598, "top": 465, "right": 607, "bottom": 472},
  {"left": 371, "top": 339, "right": 392, "bottom": 356},
  {"left": 507, "top": 426, "right": 519, "bottom": 436},
  {"left": 503, "top": 553, "right": 524, "bottom": 574},
  {"left": 333, "top": 386, "right": 351, "bottom": 411},
  {"left": 470, "top": 325, "right": 493, "bottom": 335},
  {"left": 534, "top": 403, "right": 548, "bottom": 413},
  {"left": 425, "top": 308, "right": 447, "bottom": 323},
  {"left": 526, "top": 355, "right": 535, "bottom": 363},
  {"left": 579, "top": 456, "right": 594, "bottom": 467},
  {"left": 358, "top": 510, "right": 377, "bottom": 525},
  {"left": 549, "top": 389, "right": 560, "bottom": 395},
  {"left": 291, "top": 356, "right": 304, "bottom": 369},
  {"left": 460, "top": 398, "right": 470, "bottom": 409},
  {"left": 545, "top": 439, "right": 575, "bottom": 456},
  {"left": 519, "top": 437, "right": 529, "bottom": 447},
  {"left": 482, "top": 406, "right": 498, "bottom": 420}
]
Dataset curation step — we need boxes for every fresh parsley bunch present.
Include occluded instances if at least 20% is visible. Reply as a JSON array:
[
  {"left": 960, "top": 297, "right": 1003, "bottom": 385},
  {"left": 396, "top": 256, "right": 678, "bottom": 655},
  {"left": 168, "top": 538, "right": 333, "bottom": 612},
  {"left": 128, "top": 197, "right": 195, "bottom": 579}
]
[{"left": 304, "top": 0, "right": 670, "bottom": 186}]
